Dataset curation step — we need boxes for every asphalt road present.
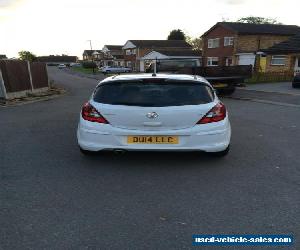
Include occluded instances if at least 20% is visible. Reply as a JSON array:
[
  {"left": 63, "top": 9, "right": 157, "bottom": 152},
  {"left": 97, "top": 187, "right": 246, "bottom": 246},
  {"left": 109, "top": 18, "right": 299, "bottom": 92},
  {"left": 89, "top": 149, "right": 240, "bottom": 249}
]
[{"left": 1, "top": 68, "right": 299, "bottom": 250}]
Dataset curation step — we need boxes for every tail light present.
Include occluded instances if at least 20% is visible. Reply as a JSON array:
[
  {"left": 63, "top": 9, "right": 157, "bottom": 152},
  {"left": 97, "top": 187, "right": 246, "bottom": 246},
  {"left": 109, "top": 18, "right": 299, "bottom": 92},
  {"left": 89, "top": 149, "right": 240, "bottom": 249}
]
[
  {"left": 197, "top": 102, "right": 226, "bottom": 124},
  {"left": 81, "top": 102, "right": 109, "bottom": 124}
]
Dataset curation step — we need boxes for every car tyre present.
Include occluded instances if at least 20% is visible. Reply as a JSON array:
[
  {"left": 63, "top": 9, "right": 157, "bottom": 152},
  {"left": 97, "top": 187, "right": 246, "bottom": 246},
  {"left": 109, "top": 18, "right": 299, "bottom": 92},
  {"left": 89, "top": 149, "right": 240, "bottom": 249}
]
[
  {"left": 79, "top": 147, "right": 95, "bottom": 155},
  {"left": 218, "top": 88, "right": 235, "bottom": 96},
  {"left": 208, "top": 145, "right": 230, "bottom": 157}
]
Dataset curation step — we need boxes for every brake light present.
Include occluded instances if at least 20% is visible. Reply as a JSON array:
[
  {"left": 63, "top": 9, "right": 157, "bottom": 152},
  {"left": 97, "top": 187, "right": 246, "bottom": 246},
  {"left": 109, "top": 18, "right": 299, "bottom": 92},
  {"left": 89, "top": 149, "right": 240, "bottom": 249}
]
[
  {"left": 81, "top": 102, "right": 109, "bottom": 124},
  {"left": 197, "top": 102, "right": 226, "bottom": 124}
]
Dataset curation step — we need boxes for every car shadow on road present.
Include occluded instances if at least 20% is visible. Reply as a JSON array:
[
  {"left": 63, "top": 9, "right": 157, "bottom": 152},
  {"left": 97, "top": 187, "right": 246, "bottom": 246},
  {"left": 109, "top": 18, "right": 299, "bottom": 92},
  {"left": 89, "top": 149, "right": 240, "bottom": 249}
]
[{"left": 78, "top": 150, "right": 228, "bottom": 171}]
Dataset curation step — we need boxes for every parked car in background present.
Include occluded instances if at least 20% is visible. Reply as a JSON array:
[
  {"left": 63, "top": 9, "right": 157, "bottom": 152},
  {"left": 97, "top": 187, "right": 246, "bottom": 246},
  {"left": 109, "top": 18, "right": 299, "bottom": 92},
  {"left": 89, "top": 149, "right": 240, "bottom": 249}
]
[
  {"left": 292, "top": 73, "right": 300, "bottom": 88},
  {"left": 58, "top": 64, "right": 66, "bottom": 69},
  {"left": 77, "top": 74, "right": 231, "bottom": 156},
  {"left": 70, "top": 63, "right": 81, "bottom": 67},
  {"left": 100, "top": 66, "right": 131, "bottom": 74}
]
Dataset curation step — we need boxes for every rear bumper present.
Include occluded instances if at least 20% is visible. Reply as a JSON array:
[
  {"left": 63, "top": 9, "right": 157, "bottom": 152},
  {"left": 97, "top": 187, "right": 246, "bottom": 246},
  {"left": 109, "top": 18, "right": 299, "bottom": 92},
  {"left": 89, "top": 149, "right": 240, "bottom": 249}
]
[{"left": 77, "top": 118, "right": 231, "bottom": 153}]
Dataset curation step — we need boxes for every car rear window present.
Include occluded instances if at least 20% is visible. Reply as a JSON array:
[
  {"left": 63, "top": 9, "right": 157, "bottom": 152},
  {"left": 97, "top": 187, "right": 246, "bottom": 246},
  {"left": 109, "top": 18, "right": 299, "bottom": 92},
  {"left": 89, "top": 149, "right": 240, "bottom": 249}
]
[{"left": 93, "top": 80, "right": 214, "bottom": 107}]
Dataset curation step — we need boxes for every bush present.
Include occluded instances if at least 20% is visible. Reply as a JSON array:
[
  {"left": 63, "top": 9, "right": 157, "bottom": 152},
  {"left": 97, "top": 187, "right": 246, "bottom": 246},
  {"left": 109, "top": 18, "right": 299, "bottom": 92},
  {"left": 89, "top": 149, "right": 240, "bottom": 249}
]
[{"left": 82, "top": 61, "right": 97, "bottom": 69}]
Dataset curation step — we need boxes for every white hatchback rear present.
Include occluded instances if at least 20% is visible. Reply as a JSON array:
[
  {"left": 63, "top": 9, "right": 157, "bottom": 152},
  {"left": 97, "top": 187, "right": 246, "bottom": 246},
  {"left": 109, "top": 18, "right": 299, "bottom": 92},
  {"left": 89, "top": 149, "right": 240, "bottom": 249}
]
[{"left": 77, "top": 74, "right": 231, "bottom": 156}]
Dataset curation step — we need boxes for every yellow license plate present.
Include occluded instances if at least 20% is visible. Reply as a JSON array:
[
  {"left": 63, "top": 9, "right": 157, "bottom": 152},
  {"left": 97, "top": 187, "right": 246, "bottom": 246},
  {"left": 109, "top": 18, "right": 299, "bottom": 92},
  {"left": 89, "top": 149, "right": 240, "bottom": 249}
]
[
  {"left": 127, "top": 136, "right": 178, "bottom": 144},
  {"left": 213, "top": 83, "right": 228, "bottom": 88}
]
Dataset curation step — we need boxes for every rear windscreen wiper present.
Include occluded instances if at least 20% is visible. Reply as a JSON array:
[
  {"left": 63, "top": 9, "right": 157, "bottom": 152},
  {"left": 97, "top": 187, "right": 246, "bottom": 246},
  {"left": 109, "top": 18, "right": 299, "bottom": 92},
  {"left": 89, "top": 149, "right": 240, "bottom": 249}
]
[{"left": 111, "top": 102, "right": 156, "bottom": 106}]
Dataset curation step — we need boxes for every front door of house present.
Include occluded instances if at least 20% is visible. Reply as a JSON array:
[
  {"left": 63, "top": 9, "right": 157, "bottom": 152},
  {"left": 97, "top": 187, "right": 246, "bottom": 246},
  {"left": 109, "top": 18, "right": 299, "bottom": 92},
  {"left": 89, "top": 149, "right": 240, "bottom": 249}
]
[
  {"left": 294, "top": 57, "right": 300, "bottom": 75},
  {"left": 225, "top": 57, "right": 233, "bottom": 66},
  {"left": 259, "top": 55, "right": 267, "bottom": 72}
]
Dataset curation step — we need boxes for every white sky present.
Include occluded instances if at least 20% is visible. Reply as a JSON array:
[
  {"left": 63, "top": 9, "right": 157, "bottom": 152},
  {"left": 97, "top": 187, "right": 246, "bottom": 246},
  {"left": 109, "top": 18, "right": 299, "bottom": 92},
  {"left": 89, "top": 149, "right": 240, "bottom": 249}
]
[{"left": 1, "top": 0, "right": 300, "bottom": 58}]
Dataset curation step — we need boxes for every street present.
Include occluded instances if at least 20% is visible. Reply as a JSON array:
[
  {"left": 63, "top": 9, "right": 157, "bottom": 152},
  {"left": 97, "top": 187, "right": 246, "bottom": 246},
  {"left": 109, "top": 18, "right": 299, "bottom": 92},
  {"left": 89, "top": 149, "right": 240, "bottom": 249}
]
[{"left": 1, "top": 67, "right": 299, "bottom": 249}]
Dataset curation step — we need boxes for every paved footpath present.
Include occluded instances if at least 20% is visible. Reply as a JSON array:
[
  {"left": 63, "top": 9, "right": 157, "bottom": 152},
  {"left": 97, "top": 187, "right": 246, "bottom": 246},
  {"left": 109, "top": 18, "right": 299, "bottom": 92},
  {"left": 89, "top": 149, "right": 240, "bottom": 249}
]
[
  {"left": 229, "top": 81, "right": 300, "bottom": 108},
  {"left": 242, "top": 82, "right": 300, "bottom": 96}
]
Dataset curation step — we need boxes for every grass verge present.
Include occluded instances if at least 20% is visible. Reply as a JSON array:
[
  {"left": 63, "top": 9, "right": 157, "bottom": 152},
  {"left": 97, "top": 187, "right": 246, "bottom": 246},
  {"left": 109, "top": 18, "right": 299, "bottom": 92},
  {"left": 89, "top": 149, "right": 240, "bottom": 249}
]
[{"left": 71, "top": 66, "right": 98, "bottom": 74}]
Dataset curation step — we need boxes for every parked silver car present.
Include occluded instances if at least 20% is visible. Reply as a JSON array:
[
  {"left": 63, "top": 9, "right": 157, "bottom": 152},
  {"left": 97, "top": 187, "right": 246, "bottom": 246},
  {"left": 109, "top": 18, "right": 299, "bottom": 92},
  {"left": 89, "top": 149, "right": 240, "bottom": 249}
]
[{"left": 100, "top": 66, "right": 131, "bottom": 74}]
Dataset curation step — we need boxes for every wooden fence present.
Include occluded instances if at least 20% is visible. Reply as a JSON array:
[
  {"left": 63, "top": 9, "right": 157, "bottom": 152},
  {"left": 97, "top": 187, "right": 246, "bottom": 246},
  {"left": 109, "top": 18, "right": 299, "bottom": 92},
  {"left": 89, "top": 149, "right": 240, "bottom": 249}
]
[
  {"left": 246, "top": 71, "right": 294, "bottom": 83},
  {"left": 0, "top": 60, "right": 49, "bottom": 99},
  {"left": 30, "top": 62, "right": 49, "bottom": 89}
]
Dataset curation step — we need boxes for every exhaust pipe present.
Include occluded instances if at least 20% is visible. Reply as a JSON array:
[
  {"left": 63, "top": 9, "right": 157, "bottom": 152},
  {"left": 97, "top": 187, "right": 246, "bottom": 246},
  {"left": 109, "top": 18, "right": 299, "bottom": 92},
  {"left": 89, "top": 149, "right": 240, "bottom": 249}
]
[{"left": 114, "top": 149, "right": 126, "bottom": 155}]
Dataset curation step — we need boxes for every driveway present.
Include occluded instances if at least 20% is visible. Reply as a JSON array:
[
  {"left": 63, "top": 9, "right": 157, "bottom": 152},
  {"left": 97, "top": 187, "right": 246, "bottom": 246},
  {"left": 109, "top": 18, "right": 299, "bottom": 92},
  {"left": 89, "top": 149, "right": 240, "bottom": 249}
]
[{"left": 1, "top": 68, "right": 299, "bottom": 249}]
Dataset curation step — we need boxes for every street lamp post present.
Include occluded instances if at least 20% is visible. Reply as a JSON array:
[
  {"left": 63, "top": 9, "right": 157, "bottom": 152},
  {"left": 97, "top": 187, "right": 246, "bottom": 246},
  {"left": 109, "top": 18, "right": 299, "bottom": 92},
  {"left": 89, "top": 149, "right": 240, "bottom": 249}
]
[
  {"left": 87, "top": 40, "right": 93, "bottom": 51},
  {"left": 87, "top": 40, "right": 95, "bottom": 74}
]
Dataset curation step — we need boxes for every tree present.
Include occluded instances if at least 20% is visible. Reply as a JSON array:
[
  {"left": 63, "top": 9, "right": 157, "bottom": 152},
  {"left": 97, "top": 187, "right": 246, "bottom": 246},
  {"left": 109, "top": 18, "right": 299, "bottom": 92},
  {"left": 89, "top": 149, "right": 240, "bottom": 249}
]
[
  {"left": 18, "top": 51, "right": 37, "bottom": 62},
  {"left": 167, "top": 29, "right": 186, "bottom": 40},
  {"left": 81, "top": 61, "right": 97, "bottom": 74},
  {"left": 236, "top": 16, "right": 281, "bottom": 24},
  {"left": 186, "top": 36, "right": 203, "bottom": 51},
  {"left": 82, "top": 61, "right": 97, "bottom": 69}
]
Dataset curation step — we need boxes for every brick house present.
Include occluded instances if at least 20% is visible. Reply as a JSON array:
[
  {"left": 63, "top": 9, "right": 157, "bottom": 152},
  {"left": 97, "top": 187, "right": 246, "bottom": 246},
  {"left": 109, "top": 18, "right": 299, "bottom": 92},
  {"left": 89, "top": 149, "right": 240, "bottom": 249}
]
[
  {"left": 102, "top": 45, "right": 123, "bottom": 57},
  {"left": 140, "top": 49, "right": 202, "bottom": 72},
  {"left": 201, "top": 22, "right": 300, "bottom": 70},
  {"left": 261, "top": 33, "right": 300, "bottom": 74},
  {"left": 82, "top": 50, "right": 103, "bottom": 61},
  {"left": 122, "top": 40, "right": 192, "bottom": 71},
  {"left": 102, "top": 45, "right": 124, "bottom": 67}
]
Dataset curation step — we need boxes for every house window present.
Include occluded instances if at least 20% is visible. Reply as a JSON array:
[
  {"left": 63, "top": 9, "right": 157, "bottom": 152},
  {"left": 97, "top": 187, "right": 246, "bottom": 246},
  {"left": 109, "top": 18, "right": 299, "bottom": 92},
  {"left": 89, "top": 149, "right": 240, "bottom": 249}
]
[
  {"left": 132, "top": 49, "right": 136, "bottom": 55},
  {"left": 126, "top": 50, "right": 131, "bottom": 55},
  {"left": 208, "top": 38, "right": 220, "bottom": 48},
  {"left": 224, "top": 37, "right": 234, "bottom": 46},
  {"left": 207, "top": 57, "right": 219, "bottom": 66},
  {"left": 271, "top": 55, "right": 286, "bottom": 65},
  {"left": 126, "top": 61, "right": 132, "bottom": 67}
]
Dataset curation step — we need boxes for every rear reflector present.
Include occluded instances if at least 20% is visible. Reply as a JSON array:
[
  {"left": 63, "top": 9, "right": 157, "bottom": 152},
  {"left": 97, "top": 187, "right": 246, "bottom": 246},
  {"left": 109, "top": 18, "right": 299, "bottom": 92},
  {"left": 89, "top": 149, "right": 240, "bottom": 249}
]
[
  {"left": 197, "top": 102, "right": 226, "bottom": 124},
  {"left": 81, "top": 102, "right": 109, "bottom": 124}
]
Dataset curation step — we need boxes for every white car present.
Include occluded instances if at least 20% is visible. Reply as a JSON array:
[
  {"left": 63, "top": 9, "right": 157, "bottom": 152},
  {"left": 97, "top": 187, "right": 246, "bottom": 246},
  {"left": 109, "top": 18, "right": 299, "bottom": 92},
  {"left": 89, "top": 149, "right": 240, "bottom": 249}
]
[
  {"left": 70, "top": 63, "right": 81, "bottom": 67},
  {"left": 77, "top": 74, "right": 231, "bottom": 156},
  {"left": 100, "top": 66, "right": 131, "bottom": 74},
  {"left": 58, "top": 64, "right": 66, "bottom": 69}
]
